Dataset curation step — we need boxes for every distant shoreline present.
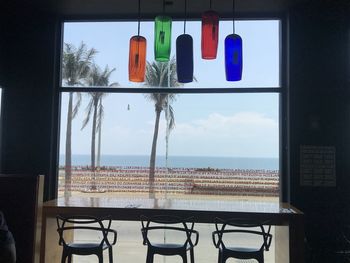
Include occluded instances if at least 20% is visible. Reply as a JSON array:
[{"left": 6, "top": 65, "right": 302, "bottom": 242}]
[{"left": 58, "top": 165, "right": 279, "bottom": 197}]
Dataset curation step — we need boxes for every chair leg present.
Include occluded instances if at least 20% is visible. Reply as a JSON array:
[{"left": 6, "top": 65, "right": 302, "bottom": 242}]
[
  {"left": 181, "top": 251, "right": 187, "bottom": 263},
  {"left": 61, "top": 250, "right": 67, "bottom": 263},
  {"left": 108, "top": 247, "right": 113, "bottom": 263},
  {"left": 256, "top": 251, "right": 264, "bottom": 263},
  {"left": 67, "top": 254, "right": 72, "bottom": 263},
  {"left": 97, "top": 251, "right": 103, "bottom": 263},
  {"left": 221, "top": 252, "right": 228, "bottom": 263},
  {"left": 218, "top": 251, "right": 222, "bottom": 263},
  {"left": 189, "top": 248, "right": 195, "bottom": 263},
  {"left": 146, "top": 250, "right": 154, "bottom": 263}
]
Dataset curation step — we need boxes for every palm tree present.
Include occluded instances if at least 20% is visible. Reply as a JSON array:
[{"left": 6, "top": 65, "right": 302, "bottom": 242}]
[
  {"left": 62, "top": 42, "right": 97, "bottom": 196},
  {"left": 144, "top": 57, "right": 181, "bottom": 198},
  {"left": 81, "top": 64, "right": 117, "bottom": 190}
]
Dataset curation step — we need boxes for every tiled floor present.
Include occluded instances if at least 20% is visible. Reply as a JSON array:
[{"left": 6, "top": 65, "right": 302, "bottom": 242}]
[{"left": 70, "top": 221, "right": 275, "bottom": 263}]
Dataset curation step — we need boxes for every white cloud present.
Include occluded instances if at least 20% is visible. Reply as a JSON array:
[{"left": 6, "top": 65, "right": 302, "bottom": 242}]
[
  {"left": 175, "top": 112, "right": 277, "bottom": 138},
  {"left": 169, "top": 112, "right": 279, "bottom": 157},
  {"left": 65, "top": 110, "right": 279, "bottom": 158}
]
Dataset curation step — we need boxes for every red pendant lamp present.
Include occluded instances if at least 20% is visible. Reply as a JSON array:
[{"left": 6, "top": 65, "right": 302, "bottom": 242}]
[
  {"left": 201, "top": 0, "right": 219, "bottom": 59},
  {"left": 129, "top": 0, "right": 147, "bottom": 82}
]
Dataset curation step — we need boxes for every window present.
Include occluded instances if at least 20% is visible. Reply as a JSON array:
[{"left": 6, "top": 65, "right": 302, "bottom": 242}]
[{"left": 58, "top": 20, "right": 282, "bottom": 202}]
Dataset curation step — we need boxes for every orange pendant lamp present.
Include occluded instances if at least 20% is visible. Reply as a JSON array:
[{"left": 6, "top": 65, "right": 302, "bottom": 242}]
[{"left": 129, "top": 0, "right": 147, "bottom": 82}]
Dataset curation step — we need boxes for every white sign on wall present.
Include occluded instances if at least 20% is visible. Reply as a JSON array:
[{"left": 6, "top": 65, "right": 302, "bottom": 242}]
[{"left": 300, "top": 145, "right": 336, "bottom": 187}]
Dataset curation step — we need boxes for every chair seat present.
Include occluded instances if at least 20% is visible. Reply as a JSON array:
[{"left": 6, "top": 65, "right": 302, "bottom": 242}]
[
  {"left": 152, "top": 243, "right": 184, "bottom": 249},
  {"left": 225, "top": 246, "right": 261, "bottom": 253},
  {"left": 67, "top": 242, "right": 109, "bottom": 250}
]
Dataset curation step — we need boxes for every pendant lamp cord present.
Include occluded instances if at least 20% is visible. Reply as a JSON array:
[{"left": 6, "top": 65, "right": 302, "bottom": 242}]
[
  {"left": 184, "top": 0, "right": 187, "bottom": 33},
  {"left": 210, "top": 0, "right": 212, "bottom": 9},
  {"left": 232, "top": 0, "right": 235, "bottom": 34},
  {"left": 163, "top": 0, "right": 165, "bottom": 14},
  {"left": 137, "top": 0, "right": 141, "bottom": 36}
]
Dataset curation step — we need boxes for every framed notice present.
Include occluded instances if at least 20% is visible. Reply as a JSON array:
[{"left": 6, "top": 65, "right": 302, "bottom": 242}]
[{"left": 300, "top": 145, "right": 336, "bottom": 187}]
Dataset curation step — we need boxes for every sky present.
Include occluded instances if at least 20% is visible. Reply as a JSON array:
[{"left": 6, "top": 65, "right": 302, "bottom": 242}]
[{"left": 59, "top": 20, "right": 280, "bottom": 159}]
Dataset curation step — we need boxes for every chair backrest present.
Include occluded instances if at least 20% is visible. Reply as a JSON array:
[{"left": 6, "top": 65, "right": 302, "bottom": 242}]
[
  {"left": 212, "top": 217, "right": 272, "bottom": 251},
  {"left": 56, "top": 215, "right": 116, "bottom": 248},
  {"left": 140, "top": 215, "right": 199, "bottom": 248}
]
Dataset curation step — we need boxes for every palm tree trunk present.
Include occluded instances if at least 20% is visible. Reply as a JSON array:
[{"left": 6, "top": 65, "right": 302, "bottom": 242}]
[
  {"left": 149, "top": 107, "right": 162, "bottom": 198},
  {"left": 90, "top": 98, "right": 98, "bottom": 190},
  {"left": 65, "top": 92, "right": 73, "bottom": 197},
  {"left": 97, "top": 100, "right": 102, "bottom": 169},
  {"left": 165, "top": 97, "right": 170, "bottom": 198}
]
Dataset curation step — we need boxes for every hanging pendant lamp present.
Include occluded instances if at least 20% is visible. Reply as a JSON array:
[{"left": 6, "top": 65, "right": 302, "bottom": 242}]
[
  {"left": 155, "top": 0, "right": 172, "bottom": 62},
  {"left": 129, "top": 0, "right": 147, "bottom": 82},
  {"left": 176, "top": 0, "right": 193, "bottom": 83},
  {"left": 201, "top": 0, "right": 219, "bottom": 59},
  {"left": 225, "top": 0, "right": 242, "bottom": 81}
]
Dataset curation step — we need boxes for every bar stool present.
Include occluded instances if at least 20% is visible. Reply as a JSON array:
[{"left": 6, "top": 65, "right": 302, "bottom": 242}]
[
  {"left": 212, "top": 217, "right": 272, "bottom": 263},
  {"left": 56, "top": 215, "right": 117, "bottom": 263},
  {"left": 140, "top": 215, "right": 199, "bottom": 263}
]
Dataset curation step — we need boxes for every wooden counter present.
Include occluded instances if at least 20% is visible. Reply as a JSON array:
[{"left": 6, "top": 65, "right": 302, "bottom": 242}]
[{"left": 40, "top": 197, "right": 304, "bottom": 262}]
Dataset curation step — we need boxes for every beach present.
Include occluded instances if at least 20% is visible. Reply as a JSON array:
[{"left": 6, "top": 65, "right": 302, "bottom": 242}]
[{"left": 58, "top": 166, "right": 279, "bottom": 199}]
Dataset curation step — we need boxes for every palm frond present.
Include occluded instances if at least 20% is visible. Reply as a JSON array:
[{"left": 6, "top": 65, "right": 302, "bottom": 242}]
[
  {"left": 81, "top": 98, "right": 94, "bottom": 130},
  {"left": 145, "top": 57, "right": 181, "bottom": 88},
  {"left": 87, "top": 64, "right": 116, "bottom": 87},
  {"left": 82, "top": 63, "right": 115, "bottom": 131},
  {"left": 109, "top": 82, "right": 119, "bottom": 87},
  {"left": 72, "top": 93, "right": 82, "bottom": 119},
  {"left": 62, "top": 42, "right": 97, "bottom": 87},
  {"left": 165, "top": 104, "right": 175, "bottom": 131}
]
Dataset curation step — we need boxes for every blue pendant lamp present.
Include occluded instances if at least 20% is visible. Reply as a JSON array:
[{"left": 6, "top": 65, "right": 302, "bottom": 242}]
[
  {"left": 155, "top": 0, "right": 172, "bottom": 62},
  {"left": 225, "top": 0, "right": 242, "bottom": 81},
  {"left": 176, "top": 0, "right": 193, "bottom": 83}
]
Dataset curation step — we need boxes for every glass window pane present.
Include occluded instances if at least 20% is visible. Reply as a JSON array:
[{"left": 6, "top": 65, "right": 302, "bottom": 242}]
[
  {"left": 58, "top": 92, "right": 279, "bottom": 201},
  {"left": 61, "top": 20, "right": 280, "bottom": 88}
]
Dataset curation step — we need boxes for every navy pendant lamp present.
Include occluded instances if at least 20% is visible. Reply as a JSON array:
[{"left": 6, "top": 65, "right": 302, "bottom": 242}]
[
  {"left": 129, "top": 0, "right": 146, "bottom": 82},
  {"left": 176, "top": 0, "right": 193, "bottom": 83},
  {"left": 154, "top": 0, "right": 172, "bottom": 62},
  {"left": 225, "top": 0, "right": 242, "bottom": 81}
]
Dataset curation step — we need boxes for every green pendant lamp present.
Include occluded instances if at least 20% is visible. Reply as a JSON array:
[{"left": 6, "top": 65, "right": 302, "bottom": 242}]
[{"left": 154, "top": 0, "right": 172, "bottom": 62}]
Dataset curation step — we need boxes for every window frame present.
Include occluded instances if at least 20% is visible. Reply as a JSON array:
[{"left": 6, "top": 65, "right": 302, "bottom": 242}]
[{"left": 52, "top": 14, "right": 289, "bottom": 202}]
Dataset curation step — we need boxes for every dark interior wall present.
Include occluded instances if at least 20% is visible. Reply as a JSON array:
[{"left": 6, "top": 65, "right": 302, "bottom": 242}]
[
  {"left": 289, "top": 0, "right": 349, "bottom": 208},
  {"left": 0, "top": 1, "right": 59, "bottom": 200},
  {"left": 289, "top": 0, "right": 350, "bottom": 260},
  {"left": 0, "top": 0, "right": 349, "bottom": 260}
]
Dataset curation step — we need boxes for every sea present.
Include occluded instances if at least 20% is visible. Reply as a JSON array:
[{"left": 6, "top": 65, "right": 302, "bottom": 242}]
[{"left": 59, "top": 154, "right": 279, "bottom": 170}]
